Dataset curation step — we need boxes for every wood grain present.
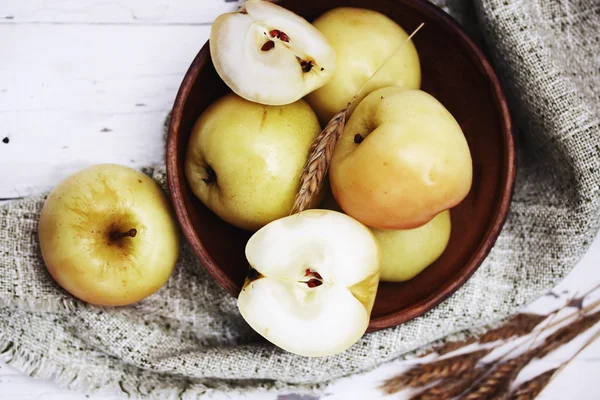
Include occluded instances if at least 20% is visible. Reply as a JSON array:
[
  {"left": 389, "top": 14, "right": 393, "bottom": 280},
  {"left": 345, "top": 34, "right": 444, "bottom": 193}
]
[
  {"left": 0, "top": 24, "right": 210, "bottom": 200},
  {"left": 0, "top": 0, "right": 241, "bottom": 24},
  {"left": 0, "top": 1, "right": 598, "bottom": 399}
]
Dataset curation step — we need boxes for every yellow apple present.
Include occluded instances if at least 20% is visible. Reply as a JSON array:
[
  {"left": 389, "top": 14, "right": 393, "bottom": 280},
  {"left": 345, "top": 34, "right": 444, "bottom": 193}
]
[
  {"left": 305, "top": 7, "right": 421, "bottom": 124},
  {"left": 321, "top": 189, "right": 451, "bottom": 282},
  {"left": 185, "top": 93, "right": 322, "bottom": 231},
  {"left": 372, "top": 211, "right": 451, "bottom": 282},
  {"left": 38, "top": 164, "right": 180, "bottom": 306},
  {"left": 330, "top": 87, "right": 472, "bottom": 230}
]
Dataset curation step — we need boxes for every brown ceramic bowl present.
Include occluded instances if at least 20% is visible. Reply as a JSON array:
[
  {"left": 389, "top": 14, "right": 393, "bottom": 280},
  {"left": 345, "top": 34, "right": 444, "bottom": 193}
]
[{"left": 167, "top": 0, "right": 515, "bottom": 331}]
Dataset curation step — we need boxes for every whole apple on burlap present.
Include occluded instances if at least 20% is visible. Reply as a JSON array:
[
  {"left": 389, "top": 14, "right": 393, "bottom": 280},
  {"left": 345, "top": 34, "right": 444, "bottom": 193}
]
[{"left": 38, "top": 164, "right": 180, "bottom": 306}]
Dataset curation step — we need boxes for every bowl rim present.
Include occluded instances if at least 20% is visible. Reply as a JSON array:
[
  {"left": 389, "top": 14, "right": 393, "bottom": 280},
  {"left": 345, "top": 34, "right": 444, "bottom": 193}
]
[{"left": 166, "top": 0, "right": 516, "bottom": 332}]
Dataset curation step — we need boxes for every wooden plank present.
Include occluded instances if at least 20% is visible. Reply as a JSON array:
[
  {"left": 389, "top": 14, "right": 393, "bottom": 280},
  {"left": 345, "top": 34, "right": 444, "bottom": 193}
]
[
  {"left": 0, "top": 2, "right": 599, "bottom": 399},
  {"left": 0, "top": 23, "right": 210, "bottom": 199},
  {"left": 0, "top": 0, "right": 241, "bottom": 24}
]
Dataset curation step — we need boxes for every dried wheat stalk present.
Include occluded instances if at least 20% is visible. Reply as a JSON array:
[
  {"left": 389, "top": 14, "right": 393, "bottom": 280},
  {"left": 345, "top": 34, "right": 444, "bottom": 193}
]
[
  {"left": 461, "top": 350, "right": 536, "bottom": 400},
  {"left": 426, "top": 313, "right": 546, "bottom": 357},
  {"left": 409, "top": 366, "right": 488, "bottom": 400},
  {"left": 380, "top": 283, "right": 600, "bottom": 399},
  {"left": 509, "top": 329, "right": 600, "bottom": 399},
  {"left": 457, "top": 310, "right": 600, "bottom": 399},
  {"left": 480, "top": 313, "right": 547, "bottom": 344},
  {"left": 291, "top": 109, "right": 347, "bottom": 214},
  {"left": 534, "top": 309, "right": 600, "bottom": 358},
  {"left": 508, "top": 368, "right": 557, "bottom": 400},
  {"left": 380, "top": 348, "right": 491, "bottom": 394}
]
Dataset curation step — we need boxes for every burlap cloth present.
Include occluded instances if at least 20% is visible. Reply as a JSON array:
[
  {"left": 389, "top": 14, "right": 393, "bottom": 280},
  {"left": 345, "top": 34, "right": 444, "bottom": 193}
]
[{"left": 1, "top": 0, "right": 599, "bottom": 397}]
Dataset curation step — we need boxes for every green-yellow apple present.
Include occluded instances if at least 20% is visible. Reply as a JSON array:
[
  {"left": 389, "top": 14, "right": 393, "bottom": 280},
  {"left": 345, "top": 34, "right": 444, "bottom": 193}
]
[
  {"left": 210, "top": 0, "right": 336, "bottom": 105},
  {"left": 238, "top": 209, "right": 380, "bottom": 357},
  {"left": 372, "top": 211, "right": 451, "bottom": 282},
  {"left": 306, "top": 7, "right": 421, "bottom": 124},
  {"left": 38, "top": 164, "right": 180, "bottom": 306},
  {"left": 330, "top": 87, "right": 472, "bottom": 230},
  {"left": 321, "top": 190, "right": 451, "bottom": 281},
  {"left": 185, "top": 93, "right": 322, "bottom": 231}
]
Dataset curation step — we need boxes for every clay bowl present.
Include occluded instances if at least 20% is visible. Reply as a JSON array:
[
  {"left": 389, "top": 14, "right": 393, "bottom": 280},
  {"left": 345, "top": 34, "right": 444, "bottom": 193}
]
[{"left": 167, "top": 0, "right": 515, "bottom": 331}]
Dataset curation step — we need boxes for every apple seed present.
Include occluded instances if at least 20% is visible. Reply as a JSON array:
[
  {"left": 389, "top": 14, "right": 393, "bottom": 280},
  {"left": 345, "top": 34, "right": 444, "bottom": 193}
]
[
  {"left": 268, "top": 29, "right": 290, "bottom": 43},
  {"left": 306, "top": 279, "right": 323, "bottom": 288},
  {"left": 302, "top": 269, "right": 323, "bottom": 288},
  {"left": 278, "top": 31, "right": 290, "bottom": 43},
  {"left": 261, "top": 41, "right": 275, "bottom": 52}
]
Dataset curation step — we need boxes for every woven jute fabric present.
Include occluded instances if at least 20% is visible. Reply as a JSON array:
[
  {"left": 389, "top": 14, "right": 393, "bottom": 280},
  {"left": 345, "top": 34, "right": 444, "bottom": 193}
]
[{"left": 1, "top": 0, "right": 599, "bottom": 397}]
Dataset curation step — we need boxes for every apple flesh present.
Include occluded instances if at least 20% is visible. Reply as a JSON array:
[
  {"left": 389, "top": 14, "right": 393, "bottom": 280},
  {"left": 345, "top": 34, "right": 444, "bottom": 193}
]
[
  {"left": 238, "top": 210, "right": 380, "bottom": 357},
  {"left": 306, "top": 7, "right": 420, "bottom": 124},
  {"left": 330, "top": 87, "right": 472, "bottom": 230},
  {"left": 210, "top": 0, "right": 336, "bottom": 106},
  {"left": 185, "top": 93, "right": 322, "bottom": 231},
  {"left": 373, "top": 211, "right": 451, "bottom": 282},
  {"left": 38, "top": 164, "right": 180, "bottom": 306}
]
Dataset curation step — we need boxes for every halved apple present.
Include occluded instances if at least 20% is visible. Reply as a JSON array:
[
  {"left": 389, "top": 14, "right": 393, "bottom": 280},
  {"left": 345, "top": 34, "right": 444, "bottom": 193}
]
[
  {"left": 210, "top": 0, "right": 336, "bottom": 105},
  {"left": 238, "top": 210, "right": 380, "bottom": 357}
]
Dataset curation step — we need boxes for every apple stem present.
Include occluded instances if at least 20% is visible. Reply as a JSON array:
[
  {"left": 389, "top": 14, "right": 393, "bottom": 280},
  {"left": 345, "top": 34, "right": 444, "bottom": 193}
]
[{"left": 110, "top": 229, "right": 137, "bottom": 240}]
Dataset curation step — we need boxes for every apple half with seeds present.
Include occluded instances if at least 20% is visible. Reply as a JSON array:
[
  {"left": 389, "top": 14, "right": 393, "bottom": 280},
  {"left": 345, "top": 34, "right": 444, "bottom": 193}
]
[
  {"left": 237, "top": 210, "right": 380, "bottom": 357},
  {"left": 210, "top": 0, "right": 336, "bottom": 105}
]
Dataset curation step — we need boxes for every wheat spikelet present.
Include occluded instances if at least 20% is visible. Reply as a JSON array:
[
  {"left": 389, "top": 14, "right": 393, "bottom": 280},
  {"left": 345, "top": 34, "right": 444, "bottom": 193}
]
[
  {"left": 480, "top": 313, "right": 547, "bottom": 344},
  {"left": 535, "top": 309, "right": 600, "bottom": 358},
  {"left": 409, "top": 366, "right": 488, "bottom": 400},
  {"left": 424, "top": 313, "right": 546, "bottom": 357},
  {"left": 461, "top": 350, "right": 536, "bottom": 400},
  {"left": 508, "top": 368, "right": 557, "bottom": 400},
  {"left": 380, "top": 291, "right": 600, "bottom": 399},
  {"left": 380, "top": 349, "right": 491, "bottom": 394},
  {"left": 460, "top": 310, "right": 600, "bottom": 399},
  {"left": 291, "top": 108, "right": 347, "bottom": 214}
]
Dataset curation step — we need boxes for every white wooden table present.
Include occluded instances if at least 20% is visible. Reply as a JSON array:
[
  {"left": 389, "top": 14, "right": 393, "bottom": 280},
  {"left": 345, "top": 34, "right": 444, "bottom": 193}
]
[{"left": 1, "top": 1, "right": 599, "bottom": 399}]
